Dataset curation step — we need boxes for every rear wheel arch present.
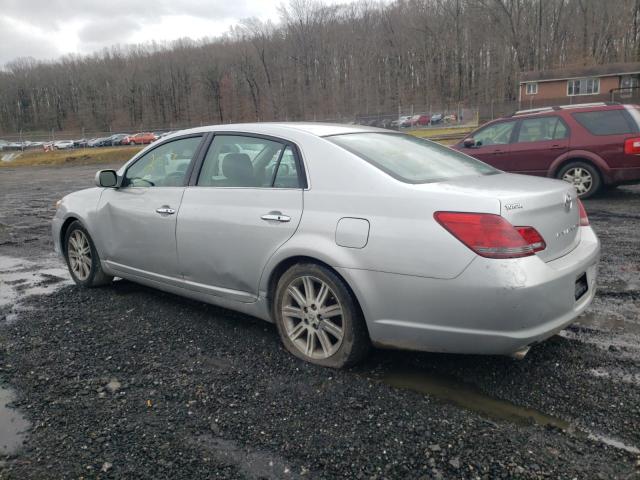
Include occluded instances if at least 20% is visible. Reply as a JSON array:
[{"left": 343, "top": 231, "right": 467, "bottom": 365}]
[
  {"left": 549, "top": 153, "right": 609, "bottom": 183},
  {"left": 266, "top": 255, "right": 368, "bottom": 331},
  {"left": 554, "top": 158, "right": 604, "bottom": 197}
]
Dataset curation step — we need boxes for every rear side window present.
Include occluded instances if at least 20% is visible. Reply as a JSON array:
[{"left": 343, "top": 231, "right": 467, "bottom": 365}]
[
  {"left": 516, "top": 116, "right": 568, "bottom": 142},
  {"left": 327, "top": 133, "right": 498, "bottom": 184},
  {"left": 197, "top": 135, "right": 303, "bottom": 188},
  {"left": 572, "top": 110, "right": 639, "bottom": 135}
]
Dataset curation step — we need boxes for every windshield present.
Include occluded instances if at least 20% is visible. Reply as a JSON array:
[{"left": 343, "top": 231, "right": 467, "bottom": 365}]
[{"left": 327, "top": 132, "right": 498, "bottom": 184}]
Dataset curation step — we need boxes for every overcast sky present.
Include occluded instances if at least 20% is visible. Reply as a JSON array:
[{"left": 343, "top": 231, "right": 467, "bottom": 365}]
[{"left": 0, "top": 0, "right": 360, "bottom": 67}]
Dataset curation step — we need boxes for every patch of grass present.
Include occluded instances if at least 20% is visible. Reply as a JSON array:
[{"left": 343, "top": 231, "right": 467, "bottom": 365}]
[{"left": 0, "top": 146, "right": 143, "bottom": 167}]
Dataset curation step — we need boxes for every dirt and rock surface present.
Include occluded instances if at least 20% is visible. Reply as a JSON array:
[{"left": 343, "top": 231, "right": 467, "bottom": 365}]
[{"left": 0, "top": 163, "right": 639, "bottom": 479}]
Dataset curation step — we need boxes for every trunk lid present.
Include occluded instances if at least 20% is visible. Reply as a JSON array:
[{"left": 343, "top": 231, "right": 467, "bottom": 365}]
[{"left": 433, "top": 173, "right": 580, "bottom": 262}]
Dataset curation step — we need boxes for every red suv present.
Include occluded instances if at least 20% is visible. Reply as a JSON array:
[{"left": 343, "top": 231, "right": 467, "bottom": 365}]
[{"left": 452, "top": 102, "right": 640, "bottom": 197}]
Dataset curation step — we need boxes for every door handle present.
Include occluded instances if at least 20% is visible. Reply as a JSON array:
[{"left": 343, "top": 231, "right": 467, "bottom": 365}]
[
  {"left": 156, "top": 206, "right": 176, "bottom": 215},
  {"left": 261, "top": 212, "right": 291, "bottom": 222},
  {"left": 550, "top": 144, "right": 564, "bottom": 149}
]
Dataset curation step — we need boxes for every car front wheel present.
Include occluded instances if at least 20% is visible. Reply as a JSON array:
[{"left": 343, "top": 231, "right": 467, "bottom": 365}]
[
  {"left": 64, "top": 221, "right": 113, "bottom": 287},
  {"left": 557, "top": 161, "right": 601, "bottom": 198},
  {"left": 274, "top": 263, "right": 370, "bottom": 368}
]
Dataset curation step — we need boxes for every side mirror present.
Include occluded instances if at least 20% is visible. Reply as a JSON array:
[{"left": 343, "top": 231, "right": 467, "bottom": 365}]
[
  {"left": 95, "top": 169, "right": 118, "bottom": 188},
  {"left": 463, "top": 137, "right": 476, "bottom": 148}
]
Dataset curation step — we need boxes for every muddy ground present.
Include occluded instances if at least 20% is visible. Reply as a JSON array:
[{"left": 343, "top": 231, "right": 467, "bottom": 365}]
[{"left": 0, "top": 163, "right": 639, "bottom": 479}]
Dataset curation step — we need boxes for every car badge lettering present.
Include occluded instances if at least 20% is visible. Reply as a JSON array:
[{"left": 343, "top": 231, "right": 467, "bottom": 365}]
[
  {"left": 504, "top": 202, "right": 523, "bottom": 211},
  {"left": 556, "top": 223, "right": 578, "bottom": 238}
]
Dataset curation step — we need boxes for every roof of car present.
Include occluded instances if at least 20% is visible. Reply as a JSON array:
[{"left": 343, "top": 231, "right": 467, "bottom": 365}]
[{"left": 174, "top": 122, "right": 391, "bottom": 138}]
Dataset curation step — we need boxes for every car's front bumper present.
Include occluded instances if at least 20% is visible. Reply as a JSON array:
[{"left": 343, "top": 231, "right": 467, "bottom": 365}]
[{"left": 337, "top": 226, "right": 600, "bottom": 356}]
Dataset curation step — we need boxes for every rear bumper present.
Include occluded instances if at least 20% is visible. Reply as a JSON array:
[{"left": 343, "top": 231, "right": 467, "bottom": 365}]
[
  {"left": 338, "top": 227, "right": 600, "bottom": 356},
  {"left": 607, "top": 166, "right": 640, "bottom": 185}
]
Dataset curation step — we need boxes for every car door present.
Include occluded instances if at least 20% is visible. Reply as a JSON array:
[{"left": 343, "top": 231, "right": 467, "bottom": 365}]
[
  {"left": 95, "top": 135, "right": 205, "bottom": 282},
  {"left": 176, "top": 133, "right": 304, "bottom": 302},
  {"left": 508, "top": 115, "right": 570, "bottom": 175},
  {"left": 460, "top": 120, "right": 516, "bottom": 170}
]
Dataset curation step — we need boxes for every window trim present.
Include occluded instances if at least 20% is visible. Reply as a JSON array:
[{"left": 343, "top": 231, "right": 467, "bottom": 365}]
[
  {"left": 567, "top": 77, "right": 600, "bottom": 96},
  {"left": 189, "top": 131, "right": 308, "bottom": 190},
  {"left": 525, "top": 82, "right": 538, "bottom": 95},
  {"left": 513, "top": 115, "right": 570, "bottom": 144},
  {"left": 121, "top": 133, "right": 207, "bottom": 188}
]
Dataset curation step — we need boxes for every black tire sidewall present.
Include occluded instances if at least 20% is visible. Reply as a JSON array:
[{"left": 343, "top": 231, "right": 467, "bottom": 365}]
[
  {"left": 274, "top": 263, "right": 365, "bottom": 368},
  {"left": 557, "top": 161, "right": 601, "bottom": 198},
  {"left": 63, "top": 221, "right": 103, "bottom": 287}
]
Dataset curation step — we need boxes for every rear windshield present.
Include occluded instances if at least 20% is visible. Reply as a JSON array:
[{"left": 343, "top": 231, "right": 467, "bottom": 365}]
[
  {"left": 327, "top": 132, "right": 498, "bottom": 184},
  {"left": 572, "top": 109, "right": 639, "bottom": 135}
]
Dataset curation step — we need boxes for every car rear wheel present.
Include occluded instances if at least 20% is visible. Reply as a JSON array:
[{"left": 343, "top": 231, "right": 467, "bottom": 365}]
[
  {"left": 64, "top": 221, "right": 113, "bottom": 287},
  {"left": 557, "top": 161, "right": 601, "bottom": 198},
  {"left": 274, "top": 263, "right": 370, "bottom": 368}
]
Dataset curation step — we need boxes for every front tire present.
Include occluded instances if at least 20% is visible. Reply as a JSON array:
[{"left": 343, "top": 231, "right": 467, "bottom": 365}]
[
  {"left": 557, "top": 161, "right": 601, "bottom": 198},
  {"left": 63, "top": 221, "right": 113, "bottom": 287},
  {"left": 274, "top": 263, "right": 370, "bottom": 368}
]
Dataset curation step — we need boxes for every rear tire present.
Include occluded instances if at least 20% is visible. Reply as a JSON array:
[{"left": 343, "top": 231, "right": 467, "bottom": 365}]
[
  {"left": 274, "top": 263, "right": 370, "bottom": 368},
  {"left": 557, "top": 161, "right": 601, "bottom": 198},
  {"left": 63, "top": 221, "right": 113, "bottom": 288}
]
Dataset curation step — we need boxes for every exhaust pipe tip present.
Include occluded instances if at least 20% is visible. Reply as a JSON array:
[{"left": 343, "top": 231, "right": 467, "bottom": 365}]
[{"left": 510, "top": 346, "right": 530, "bottom": 360}]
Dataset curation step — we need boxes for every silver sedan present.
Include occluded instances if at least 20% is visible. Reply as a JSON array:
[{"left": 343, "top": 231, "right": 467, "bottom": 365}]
[{"left": 52, "top": 123, "right": 600, "bottom": 367}]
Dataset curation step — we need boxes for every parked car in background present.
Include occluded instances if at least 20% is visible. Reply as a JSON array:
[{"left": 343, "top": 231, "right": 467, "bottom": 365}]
[
  {"left": 0, "top": 140, "right": 6, "bottom": 151},
  {"left": 53, "top": 122, "right": 598, "bottom": 368},
  {"left": 410, "top": 114, "right": 430, "bottom": 127},
  {"left": 122, "top": 132, "right": 158, "bottom": 145},
  {"left": 430, "top": 113, "right": 443, "bottom": 125},
  {"left": 73, "top": 138, "right": 88, "bottom": 148},
  {"left": 444, "top": 113, "right": 458, "bottom": 123},
  {"left": 104, "top": 134, "right": 129, "bottom": 146},
  {"left": 88, "top": 137, "right": 108, "bottom": 148},
  {"left": 399, "top": 116, "right": 412, "bottom": 127},
  {"left": 452, "top": 102, "right": 640, "bottom": 198},
  {"left": 54, "top": 140, "right": 74, "bottom": 150}
]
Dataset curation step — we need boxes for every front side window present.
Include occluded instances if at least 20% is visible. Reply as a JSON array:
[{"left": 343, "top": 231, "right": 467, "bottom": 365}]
[
  {"left": 124, "top": 136, "right": 202, "bottom": 187},
  {"left": 516, "top": 116, "right": 568, "bottom": 143},
  {"left": 328, "top": 133, "right": 498, "bottom": 184},
  {"left": 572, "top": 109, "right": 639, "bottom": 135},
  {"left": 567, "top": 78, "right": 600, "bottom": 96},
  {"left": 197, "top": 135, "right": 302, "bottom": 188},
  {"left": 526, "top": 82, "right": 538, "bottom": 95},
  {"left": 472, "top": 121, "right": 516, "bottom": 146}
]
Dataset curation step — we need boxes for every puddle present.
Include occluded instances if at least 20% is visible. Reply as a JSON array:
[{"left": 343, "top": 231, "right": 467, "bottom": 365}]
[
  {"left": 0, "top": 255, "right": 71, "bottom": 314},
  {"left": 377, "top": 370, "right": 640, "bottom": 455},
  {"left": 0, "top": 386, "right": 29, "bottom": 456},
  {"left": 196, "top": 434, "right": 303, "bottom": 479}
]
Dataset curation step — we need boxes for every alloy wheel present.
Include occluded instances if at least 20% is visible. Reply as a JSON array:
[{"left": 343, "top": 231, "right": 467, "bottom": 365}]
[
  {"left": 562, "top": 167, "right": 593, "bottom": 195},
  {"left": 281, "top": 275, "right": 345, "bottom": 359},
  {"left": 67, "top": 230, "right": 92, "bottom": 281}
]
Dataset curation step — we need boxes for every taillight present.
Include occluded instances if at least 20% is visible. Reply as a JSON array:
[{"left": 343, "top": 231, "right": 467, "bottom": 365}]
[
  {"left": 578, "top": 199, "right": 589, "bottom": 226},
  {"left": 515, "top": 227, "right": 546, "bottom": 253},
  {"left": 624, "top": 137, "right": 640, "bottom": 154},
  {"left": 434, "top": 212, "right": 546, "bottom": 259}
]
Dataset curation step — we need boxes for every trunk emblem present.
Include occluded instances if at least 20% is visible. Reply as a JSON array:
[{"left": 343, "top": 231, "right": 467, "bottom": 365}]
[
  {"left": 504, "top": 202, "right": 523, "bottom": 211},
  {"left": 564, "top": 193, "right": 573, "bottom": 212}
]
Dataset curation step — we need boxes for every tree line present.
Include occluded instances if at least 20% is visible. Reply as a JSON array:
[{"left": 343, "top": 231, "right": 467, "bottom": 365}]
[{"left": 1, "top": 0, "right": 639, "bottom": 135}]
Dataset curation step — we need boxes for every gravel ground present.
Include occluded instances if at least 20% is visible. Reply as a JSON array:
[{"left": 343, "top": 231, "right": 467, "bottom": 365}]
[{"left": 0, "top": 164, "right": 639, "bottom": 479}]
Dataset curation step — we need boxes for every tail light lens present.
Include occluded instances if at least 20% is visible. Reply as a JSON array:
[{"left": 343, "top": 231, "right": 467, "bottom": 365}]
[
  {"left": 624, "top": 137, "right": 640, "bottom": 154},
  {"left": 578, "top": 199, "right": 589, "bottom": 226},
  {"left": 434, "top": 212, "right": 546, "bottom": 259}
]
